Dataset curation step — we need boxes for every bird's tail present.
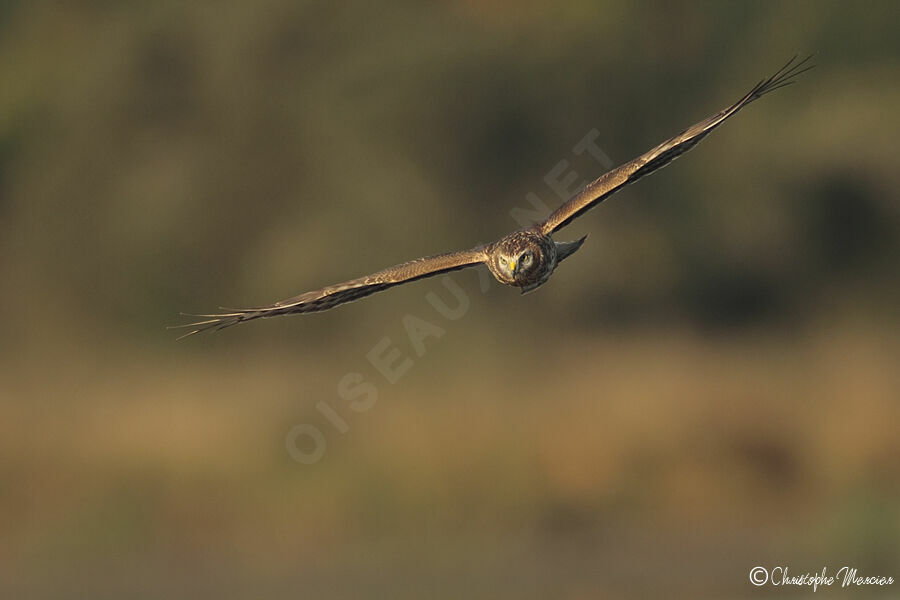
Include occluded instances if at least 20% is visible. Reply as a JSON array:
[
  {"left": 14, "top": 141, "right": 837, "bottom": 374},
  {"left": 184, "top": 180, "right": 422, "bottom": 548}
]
[{"left": 555, "top": 235, "right": 588, "bottom": 263}]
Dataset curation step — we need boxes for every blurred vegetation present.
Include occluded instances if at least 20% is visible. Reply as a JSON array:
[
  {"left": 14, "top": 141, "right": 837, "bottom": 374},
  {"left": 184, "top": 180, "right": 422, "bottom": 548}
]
[{"left": 0, "top": 1, "right": 898, "bottom": 598}]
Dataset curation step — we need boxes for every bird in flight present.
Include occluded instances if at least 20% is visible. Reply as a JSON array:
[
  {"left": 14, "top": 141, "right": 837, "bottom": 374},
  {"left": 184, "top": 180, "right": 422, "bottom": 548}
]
[{"left": 173, "top": 56, "right": 812, "bottom": 338}]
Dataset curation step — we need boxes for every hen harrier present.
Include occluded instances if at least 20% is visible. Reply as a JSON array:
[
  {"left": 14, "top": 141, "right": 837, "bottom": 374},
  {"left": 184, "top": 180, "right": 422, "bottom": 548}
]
[{"left": 174, "top": 56, "right": 812, "bottom": 338}]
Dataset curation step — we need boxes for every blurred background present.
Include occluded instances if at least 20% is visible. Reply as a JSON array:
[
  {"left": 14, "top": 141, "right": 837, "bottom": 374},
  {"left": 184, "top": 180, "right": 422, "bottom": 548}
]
[{"left": 1, "top": 1, "right": 898, "bottom": 598}]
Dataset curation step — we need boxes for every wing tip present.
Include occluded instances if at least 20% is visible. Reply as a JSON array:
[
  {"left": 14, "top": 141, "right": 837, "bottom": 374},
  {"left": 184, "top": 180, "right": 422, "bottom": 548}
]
[
  {"left": 752, "top": 53, "right": 816, "bottom": 100},
  {"left": 168, "top": 310, "right": 253, "bottom": 340}
]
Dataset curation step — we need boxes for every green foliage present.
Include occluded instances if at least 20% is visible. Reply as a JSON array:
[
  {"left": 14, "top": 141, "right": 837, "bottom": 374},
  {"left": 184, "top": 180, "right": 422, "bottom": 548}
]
[{"left": 0, "top": 1, "right": 897, "bottom": 339}]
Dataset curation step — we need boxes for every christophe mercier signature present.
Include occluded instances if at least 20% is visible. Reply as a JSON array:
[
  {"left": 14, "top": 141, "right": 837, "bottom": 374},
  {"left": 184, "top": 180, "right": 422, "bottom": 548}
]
[{"left": 749, "top": 566, "right": 895, "bottom": 591}]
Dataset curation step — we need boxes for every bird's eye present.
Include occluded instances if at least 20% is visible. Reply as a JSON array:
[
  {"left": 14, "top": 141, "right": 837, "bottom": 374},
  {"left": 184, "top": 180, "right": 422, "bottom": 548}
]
[{"left": 499, "top": 256, "right": 507, "bottom": 265}]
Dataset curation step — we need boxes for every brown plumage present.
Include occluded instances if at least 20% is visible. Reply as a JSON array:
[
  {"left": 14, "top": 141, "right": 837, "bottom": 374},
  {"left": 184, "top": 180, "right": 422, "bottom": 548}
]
[
  {"left": 540, "top": 55, "right": 814, "bottom": 233},
  {"left": 172, "top": 56, "right": 812, "bottom": 338}
]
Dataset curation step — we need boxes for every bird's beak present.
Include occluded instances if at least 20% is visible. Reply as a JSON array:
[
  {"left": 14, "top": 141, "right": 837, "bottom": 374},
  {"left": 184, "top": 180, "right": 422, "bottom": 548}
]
[{"left": 509, "top": 260, "right": 517, "bottom": 276}]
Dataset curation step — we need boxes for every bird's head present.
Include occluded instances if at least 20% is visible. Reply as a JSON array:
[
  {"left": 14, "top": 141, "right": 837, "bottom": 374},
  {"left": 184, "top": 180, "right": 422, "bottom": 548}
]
[
  {"left": 489, "top": 232, "right": 542, "bottom": 285},
  {"left": 497, "top": 247, "right": 535, "bottom": 281}
]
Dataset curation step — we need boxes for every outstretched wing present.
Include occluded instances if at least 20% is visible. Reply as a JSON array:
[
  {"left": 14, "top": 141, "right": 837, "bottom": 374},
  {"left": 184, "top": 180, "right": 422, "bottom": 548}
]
[
  {"left": 539, "top": 55, "right": 814, "bottom": 234},
  {"left": 172, "top": 247, "right": 488, "bottom": 338}
]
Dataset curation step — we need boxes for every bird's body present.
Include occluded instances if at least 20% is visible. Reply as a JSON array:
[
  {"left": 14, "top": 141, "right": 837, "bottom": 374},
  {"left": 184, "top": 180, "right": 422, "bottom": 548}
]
[
  {"left": 485, "top": 228, "right": 586, "bottom": 293},
  {"left": 173, "top": 56, "right": 812, "bottom": 338}
]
